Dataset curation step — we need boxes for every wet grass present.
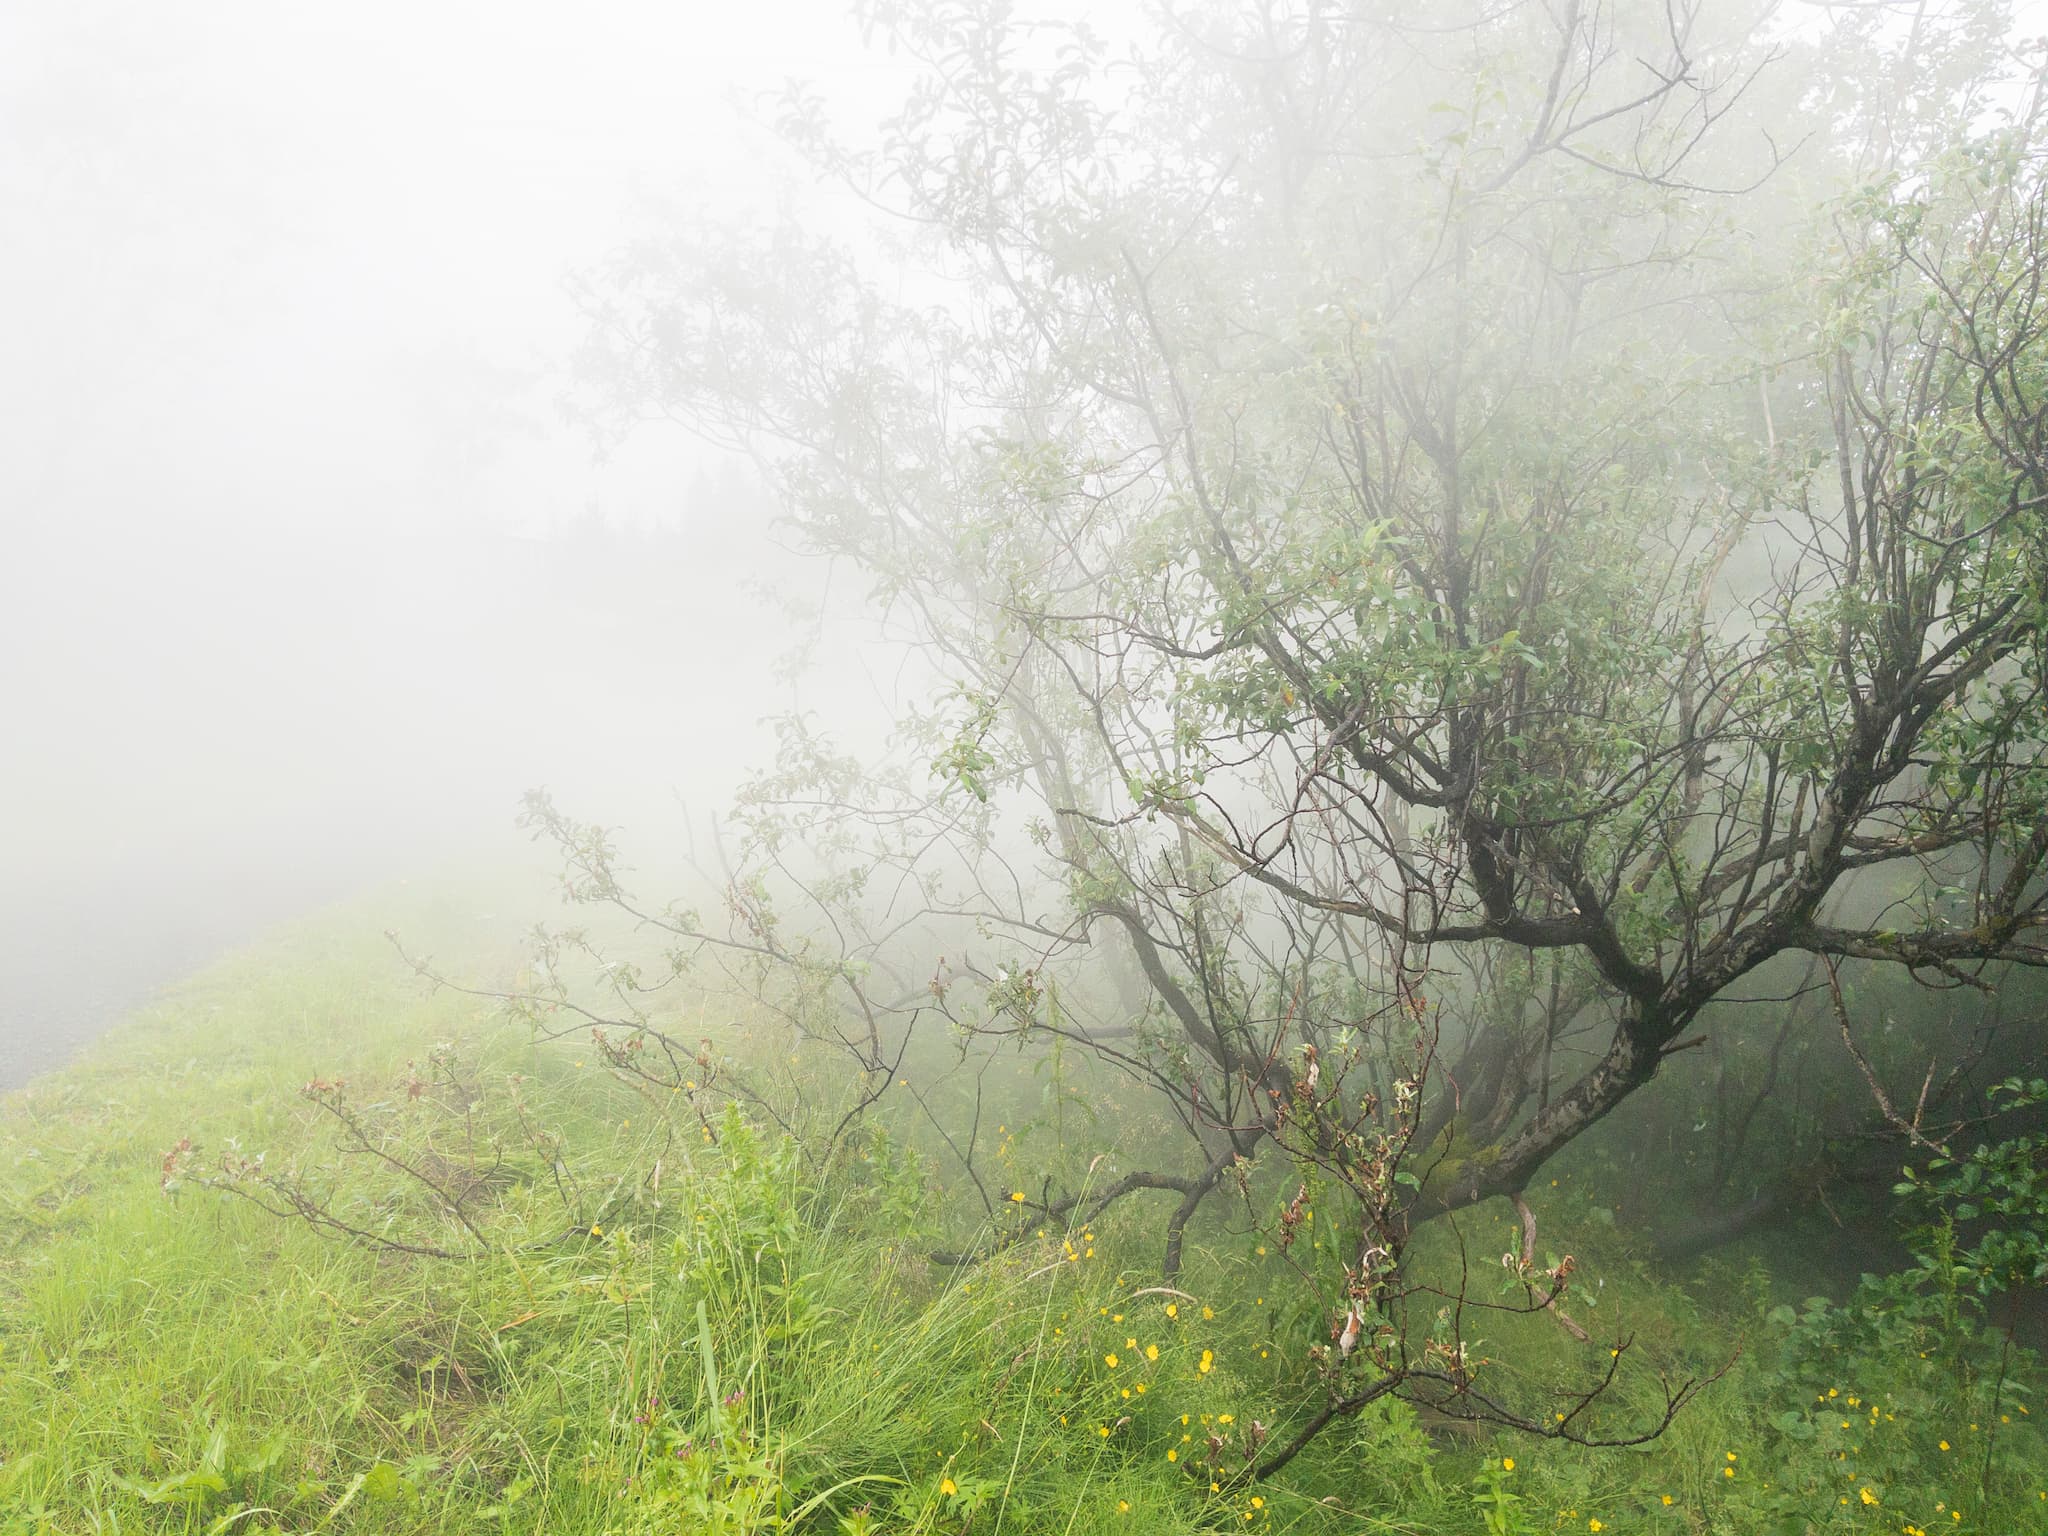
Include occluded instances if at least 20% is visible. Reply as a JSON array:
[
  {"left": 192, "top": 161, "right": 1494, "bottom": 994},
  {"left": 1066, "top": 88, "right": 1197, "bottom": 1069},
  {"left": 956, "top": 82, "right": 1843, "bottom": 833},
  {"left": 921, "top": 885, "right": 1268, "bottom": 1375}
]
[{"left": 1, "top": 894, "right": 2041, "bottom": 1534}]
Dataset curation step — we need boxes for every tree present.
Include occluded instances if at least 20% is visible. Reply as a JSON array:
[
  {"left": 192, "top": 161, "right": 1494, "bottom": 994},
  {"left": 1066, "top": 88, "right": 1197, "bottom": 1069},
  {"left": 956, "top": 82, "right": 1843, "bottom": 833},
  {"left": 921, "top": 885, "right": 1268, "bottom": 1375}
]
[{"left": 553, "top": 0, "right": 2048, "bottom": 1470}]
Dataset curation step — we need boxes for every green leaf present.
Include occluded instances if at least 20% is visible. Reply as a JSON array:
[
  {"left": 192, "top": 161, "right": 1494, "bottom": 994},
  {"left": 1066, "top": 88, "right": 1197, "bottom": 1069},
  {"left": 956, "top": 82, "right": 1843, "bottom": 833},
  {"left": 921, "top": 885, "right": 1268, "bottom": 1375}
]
[{"left": 360, "top": 1463, "right": 405, "bottom": 1501}]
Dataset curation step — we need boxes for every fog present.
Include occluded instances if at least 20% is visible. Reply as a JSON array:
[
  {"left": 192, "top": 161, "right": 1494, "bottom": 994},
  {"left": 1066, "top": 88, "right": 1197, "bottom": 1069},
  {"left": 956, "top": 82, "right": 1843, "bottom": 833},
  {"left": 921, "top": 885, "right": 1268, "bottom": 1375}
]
[
  {"left": 10, "top": 2, "right": 2023, "bottom": 1088},
  {"left": 0, "top": 1, "right": 934, "bottom": 1086},
  {"left": 10, "top": 3, "right": 2048, "bottom": 1523}
]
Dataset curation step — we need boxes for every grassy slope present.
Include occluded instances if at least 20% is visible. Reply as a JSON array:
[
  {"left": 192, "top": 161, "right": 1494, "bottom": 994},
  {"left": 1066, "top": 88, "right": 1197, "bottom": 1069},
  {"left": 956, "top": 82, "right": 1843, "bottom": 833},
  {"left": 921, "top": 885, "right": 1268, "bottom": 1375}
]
[{"left": 2, "top": 895, "right": 2041, "bottom": 1534}]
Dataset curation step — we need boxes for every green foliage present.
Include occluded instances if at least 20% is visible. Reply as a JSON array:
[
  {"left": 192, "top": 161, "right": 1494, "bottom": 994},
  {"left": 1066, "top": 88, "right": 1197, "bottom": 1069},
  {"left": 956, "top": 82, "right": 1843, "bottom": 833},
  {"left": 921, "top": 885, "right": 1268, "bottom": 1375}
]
[
  {"left": 1734, "top": 1084, "right": 2048, "bottom": 1533},
  {"left": 931, "top": 690, "right": 1000, "bottom": 804},
  {"left": 6, "top": 899, "right": 2047, "bottom": 1536},
  {"left": 1895, "top": 1078, "right": 2048, "bottom": 1295},
  {"left": 1470, "top": 1456, "right": 1540, "bottom": 1536},
  {"left": 579, "top": 0, "right": 2048, "bottom": 1344}
]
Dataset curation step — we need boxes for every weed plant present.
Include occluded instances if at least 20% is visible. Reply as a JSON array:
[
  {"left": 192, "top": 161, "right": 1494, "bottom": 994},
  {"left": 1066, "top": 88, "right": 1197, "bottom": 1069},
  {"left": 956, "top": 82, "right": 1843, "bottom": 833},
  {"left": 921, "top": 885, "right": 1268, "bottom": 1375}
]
[{"left": 1, "top": 897, "right": 2042, "bottom": 1533}]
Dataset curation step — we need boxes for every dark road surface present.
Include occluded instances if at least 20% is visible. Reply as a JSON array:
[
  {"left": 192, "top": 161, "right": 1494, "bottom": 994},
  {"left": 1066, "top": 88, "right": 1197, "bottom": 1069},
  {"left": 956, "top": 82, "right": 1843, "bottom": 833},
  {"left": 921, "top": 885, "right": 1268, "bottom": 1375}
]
[{"left": 0, "top": 862, "right": 380, "bottom": 1093}]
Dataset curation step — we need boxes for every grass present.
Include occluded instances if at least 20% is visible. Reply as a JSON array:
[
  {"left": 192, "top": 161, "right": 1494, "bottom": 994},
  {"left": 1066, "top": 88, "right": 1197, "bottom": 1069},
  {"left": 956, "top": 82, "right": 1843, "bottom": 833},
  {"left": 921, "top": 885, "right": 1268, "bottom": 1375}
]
[{"left": 2, "top": 889, "right": 2042, "bottom": 1533}]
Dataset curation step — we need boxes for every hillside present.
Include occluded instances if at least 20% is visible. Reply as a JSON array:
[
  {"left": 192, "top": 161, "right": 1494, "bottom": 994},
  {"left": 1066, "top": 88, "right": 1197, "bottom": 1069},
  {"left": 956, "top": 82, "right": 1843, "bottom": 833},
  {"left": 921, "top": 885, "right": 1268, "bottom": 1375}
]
[{"left": 2, "top": 894, "right": 2041, "bottom": 1534}]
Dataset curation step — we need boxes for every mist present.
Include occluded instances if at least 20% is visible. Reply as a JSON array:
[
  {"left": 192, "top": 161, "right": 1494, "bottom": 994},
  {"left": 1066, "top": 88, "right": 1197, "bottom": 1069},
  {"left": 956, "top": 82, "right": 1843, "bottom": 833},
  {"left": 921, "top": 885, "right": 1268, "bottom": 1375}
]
[
  {"left": 6, "top": 2, "right": 2048, "bottom": 1527},
  {"left": 0, "top": 1, "right": 928, "bottom": 1086}
]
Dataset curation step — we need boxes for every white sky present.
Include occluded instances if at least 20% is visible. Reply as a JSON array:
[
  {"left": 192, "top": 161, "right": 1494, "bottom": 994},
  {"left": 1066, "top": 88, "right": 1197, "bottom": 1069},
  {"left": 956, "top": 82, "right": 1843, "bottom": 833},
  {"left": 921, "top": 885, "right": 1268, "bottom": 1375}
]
[
  {"left": 0, "top": 0, "right": 938, "bottom": 930},
  {"left": 0, "top": 0, "right": 920, "bottom": 534},
  {"left": 0, "top": 0, "right": 2035, "bottom": 1060}
]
